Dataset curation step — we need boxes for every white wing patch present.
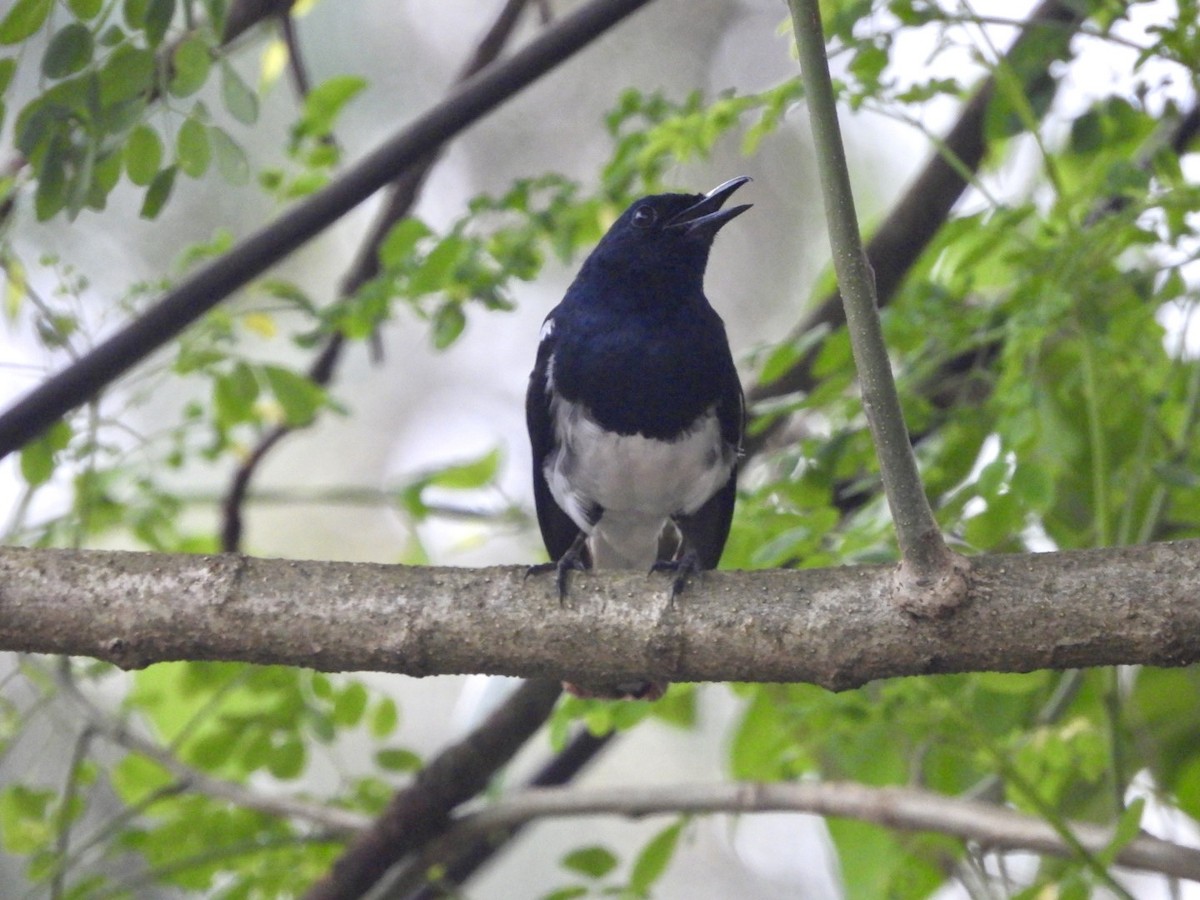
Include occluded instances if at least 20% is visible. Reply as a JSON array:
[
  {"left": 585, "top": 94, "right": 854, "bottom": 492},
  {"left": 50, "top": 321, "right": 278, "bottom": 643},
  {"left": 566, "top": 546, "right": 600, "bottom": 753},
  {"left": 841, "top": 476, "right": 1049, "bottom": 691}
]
[{"left": 539, "top": 316, "right": 555, "bottom": 342}]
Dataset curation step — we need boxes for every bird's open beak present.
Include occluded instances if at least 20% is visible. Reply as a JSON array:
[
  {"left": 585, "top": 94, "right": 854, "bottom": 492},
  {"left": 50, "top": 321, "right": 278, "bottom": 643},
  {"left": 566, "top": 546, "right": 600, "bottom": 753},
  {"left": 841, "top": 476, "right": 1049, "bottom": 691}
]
[{"left": 665, "top": 176, "right": 752, "bottom": 239}]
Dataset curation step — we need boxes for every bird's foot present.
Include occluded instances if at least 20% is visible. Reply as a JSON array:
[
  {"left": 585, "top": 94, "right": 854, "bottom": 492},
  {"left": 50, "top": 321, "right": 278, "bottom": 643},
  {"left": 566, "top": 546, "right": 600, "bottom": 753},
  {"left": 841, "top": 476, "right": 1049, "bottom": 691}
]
[
  {"left": 650, "top": 547, "right": 702, "bottom": 602},
  {"left": 526, "top": 533, "right": 590, "bottom": 601}
]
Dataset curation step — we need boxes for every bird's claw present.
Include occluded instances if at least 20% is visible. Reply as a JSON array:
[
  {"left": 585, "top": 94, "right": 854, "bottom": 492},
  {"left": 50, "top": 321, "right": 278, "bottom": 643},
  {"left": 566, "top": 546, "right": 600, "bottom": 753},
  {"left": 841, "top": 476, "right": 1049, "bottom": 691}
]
[
  {"left": 526, "top": 533, "right": 590, "bottom": 602},
  {"left": 649, "top": 548, "right": 702, "bottom": 603}
]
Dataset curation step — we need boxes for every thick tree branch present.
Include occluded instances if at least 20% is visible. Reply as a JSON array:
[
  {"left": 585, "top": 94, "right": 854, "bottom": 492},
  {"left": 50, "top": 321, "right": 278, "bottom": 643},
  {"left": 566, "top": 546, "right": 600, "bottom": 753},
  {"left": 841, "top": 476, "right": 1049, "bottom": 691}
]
[
  {"left": 2, "top": 543, "right": 1199, "bottom": 688},
  {"left": 0, "top": 0, "right": 657, "bottom": 460},
  {"left": 788, "top": 0, "right": 963, "bottom": 610},
  {"left": 460, "top": 782, "right": 1200, "bottom": 883}
]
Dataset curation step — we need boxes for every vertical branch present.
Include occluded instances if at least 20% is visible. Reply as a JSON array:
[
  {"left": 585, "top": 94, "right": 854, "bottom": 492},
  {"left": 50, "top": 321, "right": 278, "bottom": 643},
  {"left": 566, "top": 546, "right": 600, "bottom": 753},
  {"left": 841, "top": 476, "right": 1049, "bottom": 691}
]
[{"left": 786, "top": 0, "right": 967, "bottom": 613}]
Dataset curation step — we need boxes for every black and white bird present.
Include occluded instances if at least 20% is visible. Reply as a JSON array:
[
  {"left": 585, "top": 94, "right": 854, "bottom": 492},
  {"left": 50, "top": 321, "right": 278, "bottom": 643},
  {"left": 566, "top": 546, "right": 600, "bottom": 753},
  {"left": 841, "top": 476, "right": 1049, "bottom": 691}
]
[{"left": 525, "top": 176, "right": 750, "bottom": 699}]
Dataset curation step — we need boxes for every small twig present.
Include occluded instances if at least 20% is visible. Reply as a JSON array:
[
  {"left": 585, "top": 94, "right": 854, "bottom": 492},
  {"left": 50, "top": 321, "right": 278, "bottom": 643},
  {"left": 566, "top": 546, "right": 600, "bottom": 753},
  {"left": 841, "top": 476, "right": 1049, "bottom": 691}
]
[
  {"left": 459, "top": 781, "right": 1200, "bottom": 883},
  {"left": 50, "top": 666, "right": 367, "bottom": 836},
  {"left": 787, "top": 0, "right": 966, "bottom": 614}
]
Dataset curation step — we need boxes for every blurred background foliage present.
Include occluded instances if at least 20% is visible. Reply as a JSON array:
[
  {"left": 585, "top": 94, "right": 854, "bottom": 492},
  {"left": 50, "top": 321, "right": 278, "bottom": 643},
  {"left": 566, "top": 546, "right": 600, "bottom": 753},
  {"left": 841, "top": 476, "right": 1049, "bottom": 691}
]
[{"left": 2, "top": 0, "right": 1200, "bottom": 896}]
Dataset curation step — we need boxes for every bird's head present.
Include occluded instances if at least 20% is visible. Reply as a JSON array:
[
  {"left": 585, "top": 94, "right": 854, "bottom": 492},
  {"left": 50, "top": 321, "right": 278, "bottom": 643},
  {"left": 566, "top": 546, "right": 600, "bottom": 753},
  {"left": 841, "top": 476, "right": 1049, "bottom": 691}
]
[{"left": 585, "top": 176, "right": 752, "bottom": 289}]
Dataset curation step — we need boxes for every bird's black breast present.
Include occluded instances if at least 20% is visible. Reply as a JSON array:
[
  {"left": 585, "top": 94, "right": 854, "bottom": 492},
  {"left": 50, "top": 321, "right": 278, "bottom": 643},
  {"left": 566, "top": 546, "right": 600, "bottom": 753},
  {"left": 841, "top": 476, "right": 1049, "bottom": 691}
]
[{"left": 548, "top": 298, "right": 737, "bottom": 441}]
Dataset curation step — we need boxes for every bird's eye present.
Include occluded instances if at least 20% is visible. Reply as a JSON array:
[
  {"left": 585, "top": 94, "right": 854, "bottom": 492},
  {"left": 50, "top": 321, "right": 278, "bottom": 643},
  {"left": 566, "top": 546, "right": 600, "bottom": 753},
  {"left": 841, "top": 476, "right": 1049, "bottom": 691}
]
[{"left": 631, "top": 206, "right": 657, "bottom": 228}]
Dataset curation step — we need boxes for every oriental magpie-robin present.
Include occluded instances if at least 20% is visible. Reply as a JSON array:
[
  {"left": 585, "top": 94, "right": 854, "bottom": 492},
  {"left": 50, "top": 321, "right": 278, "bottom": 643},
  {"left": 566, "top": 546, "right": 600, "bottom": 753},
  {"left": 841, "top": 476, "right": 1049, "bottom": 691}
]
[{"left": 526, "top": 177, "right": 750, "bottom": 700}]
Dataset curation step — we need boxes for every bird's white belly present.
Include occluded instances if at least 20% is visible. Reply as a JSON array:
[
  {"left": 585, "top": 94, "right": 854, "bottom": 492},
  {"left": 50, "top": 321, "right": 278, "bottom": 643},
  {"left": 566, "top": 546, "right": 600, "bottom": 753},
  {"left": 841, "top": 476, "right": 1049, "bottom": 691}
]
[{"left": 545, "top": 396, "right": 732, "bottom": 568}]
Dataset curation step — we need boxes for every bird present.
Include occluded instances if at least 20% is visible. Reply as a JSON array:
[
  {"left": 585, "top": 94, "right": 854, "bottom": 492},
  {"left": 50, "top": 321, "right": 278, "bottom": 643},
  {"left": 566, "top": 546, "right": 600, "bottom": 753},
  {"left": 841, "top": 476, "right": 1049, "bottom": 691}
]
[{"left": 525, "top": 176, "right": 750, "bottom": 700}]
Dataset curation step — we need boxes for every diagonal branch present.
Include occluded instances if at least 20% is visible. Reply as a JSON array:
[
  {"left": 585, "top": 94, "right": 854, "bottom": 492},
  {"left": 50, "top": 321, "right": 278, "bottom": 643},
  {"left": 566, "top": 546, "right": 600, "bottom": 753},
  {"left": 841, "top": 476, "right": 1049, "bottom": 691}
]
[
  {"left": 3, "top": 542, "right": 1200, "bottom": 688},
  {"left": 221, "top": 0, "right": 536, "bottom": 552},
  {"left": 302, "top": 679, "right": 562, "bottom": 900},
  {"left": 744, "top": 0, "right": 1085, "bottom": 456},
  {"left": 0, "top": 0, "right": 658, "bottom": 461},
  {"left": 387, "top": 730, "right": 613, "bottom": 899},
  {"left": 50, "top": 664, "right": 369, "bottom": 836},
  {"left": 460, "top": 782, "right": 1200, "bottom": 883}
]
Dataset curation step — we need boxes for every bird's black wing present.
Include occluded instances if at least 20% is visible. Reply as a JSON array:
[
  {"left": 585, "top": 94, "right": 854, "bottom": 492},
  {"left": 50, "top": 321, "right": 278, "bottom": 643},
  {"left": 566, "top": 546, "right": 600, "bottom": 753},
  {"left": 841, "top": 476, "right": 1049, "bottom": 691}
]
[
  {"left": 673, "top": 368, "right": 744, "bottom": 569},
  {"left": 525, "top": 317, "right": 583, "bottom": 562}
]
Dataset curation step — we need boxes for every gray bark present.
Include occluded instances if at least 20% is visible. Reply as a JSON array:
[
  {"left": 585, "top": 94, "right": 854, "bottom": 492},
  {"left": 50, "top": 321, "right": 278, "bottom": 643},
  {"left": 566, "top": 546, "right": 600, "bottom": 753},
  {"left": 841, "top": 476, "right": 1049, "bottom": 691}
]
[{"left": 1, "top": 542, "right": 1196, "bottom": 688}]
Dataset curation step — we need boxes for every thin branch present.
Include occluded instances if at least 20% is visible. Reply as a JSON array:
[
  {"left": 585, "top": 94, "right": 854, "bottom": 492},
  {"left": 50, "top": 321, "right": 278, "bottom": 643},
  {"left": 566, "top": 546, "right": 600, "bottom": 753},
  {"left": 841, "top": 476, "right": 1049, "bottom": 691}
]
[
  {"left": 458, "top": 782, "right": 1200, "bottom": 883},
  {"left": 788, "top": 0, "right": 965, "bottom": 610},
  {"left": 4, "top": 542, "right": 1200, "bottom": 688},
  {"left": 52, "top": 667, "right": 368, "bottom": 836},
  {"left": 221, "top": 0, "right": 536, "bottom": 552},
  {"left": 744, "top": 0, "right": 1085, "bottom": 452},
  {"left": 302, "top": 679, "right": 562, "bottom": 900},
  {"left": 0, "top": 0, "right": 657, "bottom": 461}
]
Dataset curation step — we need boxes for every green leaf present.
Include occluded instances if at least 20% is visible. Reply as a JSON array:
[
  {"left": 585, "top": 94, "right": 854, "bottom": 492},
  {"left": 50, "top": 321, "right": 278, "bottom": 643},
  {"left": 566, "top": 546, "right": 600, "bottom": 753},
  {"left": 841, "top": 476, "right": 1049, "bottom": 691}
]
[
  {"left": 1098, "top": 797, "right": 1144, "bottom": 866},
  {"left": 220, "top": 60, "right": 257, "bottom": 124},
  {"left": 139, "top": 163, "right": 176, "bottom": 218},
  {"left": 628, "top": 820, "right": 683, "bottom": 895},
  {"left": 730, "top": 688, "right": 794, "bottom": 780},
  {"left": 213, "top": 361, "right": 259, "bottom": 426},
  {"left": 34, "top": 135, "right": 68, "bottom": 220},
  {"left": 209, "top": 125, "right": 249, "bottom": 184},
  {"left": 170, "top": 35, "right": 210, "bottom": 97},
  {"left": 541, "top": 888, "right": 587, "bottom": 900},
  {"left": 298, "top": 74, "right": 366, "bottom": 139},
  {"left": 0, "top": 58, "right": 15, "bottom": 94},
  {"left": 431, "top": 301, "right": 465, "bottom": 349},
  {"left": 424, "top": 448, "right": 500, "bottom": 490},
  {"left": 379, "top": 217, "right": 432, "bottom": 268},
  {"left": 175, "top": 116, "right": 210, "bottom": 177},
  {"left": 0, "top": 0, "right": 52, "bottom": 45},
  {"left": 0, "top": 785, "right": 54, "bottom": 853},
  {"left": 263, "top": 365, "right": 323, "bottom": 426},
  {"left": 332, "top": 682, "right": 368, "bottom": 727},
  {"left": 827, "top": 819, "right": 949, "bottom": 900},
  {"left": 124, "top": 124, "right": 163, "bottom": 186},
  {"left": 98, "top": 44, "right": 154, "bottom": 107},
  {"left": 143, "top": 0, "right": 175, "bottom": 47},
  {"left": 375, "top": 748, "right": 422, "bottom": 772},
  {"left": 267, "top": 739, "right": 305, "bottom": 779},
  {"left": 68, "top": 0, "right": 104, "bottom": 18},
  {"left": 370, "top": 698, "right": 399, "bottom": 738},
  {"left": 42, "top": 23, "right": 94, "bottom": 79},
  {"left": 18, "top": 420, "right": 71, "bottom": 486},
  {"left": 561, "top": 846, "right": 618, "bottom": 879}
]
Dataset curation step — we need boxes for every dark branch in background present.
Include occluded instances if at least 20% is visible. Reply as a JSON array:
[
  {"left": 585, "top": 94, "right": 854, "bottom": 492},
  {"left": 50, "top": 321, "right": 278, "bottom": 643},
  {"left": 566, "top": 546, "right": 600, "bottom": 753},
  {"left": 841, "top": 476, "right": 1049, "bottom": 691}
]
[
  {"left": 386, "top": 730, "right": 614, "bottom": 900},
  {"left": 743, "top": 0, "right": 1084, "bottom": 458},
  {"left": 221, "top": 0, "right": 295, "bottom": 44},
  {"left": 0, "top": 0, "right": 658, "bottom": 460},
  {"left": 221, "top": 0, "right": 534, "bottom": 552},
  {"left": 831, "top": 96, "right": 1200, "bottom": 521},
  {"left": 301, "top": 679, "right": 562, "bottom": 900}
]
